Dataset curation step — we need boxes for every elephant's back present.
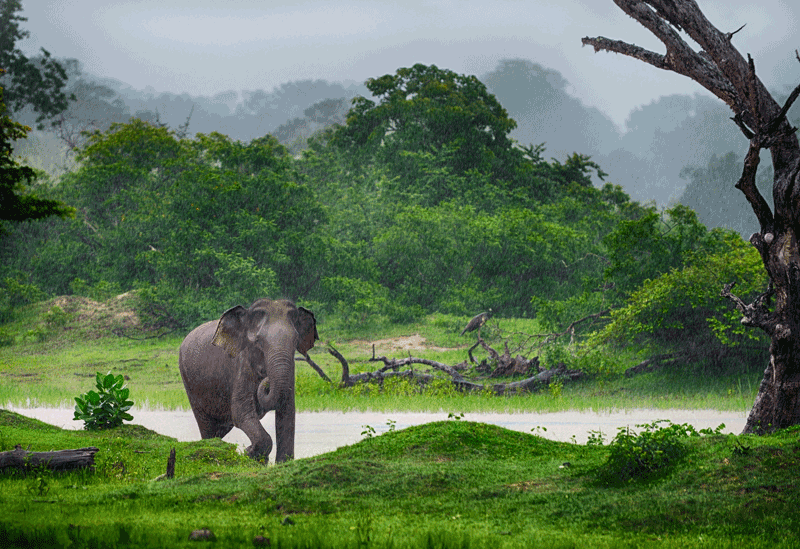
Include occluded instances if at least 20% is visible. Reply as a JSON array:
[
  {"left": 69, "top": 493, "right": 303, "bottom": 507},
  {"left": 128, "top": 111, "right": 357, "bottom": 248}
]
[{"left": 179, "top": 321, "right": 218, "bottom": 364}]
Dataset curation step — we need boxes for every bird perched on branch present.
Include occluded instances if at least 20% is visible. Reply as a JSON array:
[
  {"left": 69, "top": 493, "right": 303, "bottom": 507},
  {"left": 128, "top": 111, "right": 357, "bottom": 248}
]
[{"left": 460, "top": 310, "right": 492, "bottom": 336}]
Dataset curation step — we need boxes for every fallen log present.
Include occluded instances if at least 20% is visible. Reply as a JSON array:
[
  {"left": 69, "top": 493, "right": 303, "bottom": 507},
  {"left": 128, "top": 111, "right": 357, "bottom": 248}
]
[{"left": 0, "top": 444, "right": 99, "bottom": 473}]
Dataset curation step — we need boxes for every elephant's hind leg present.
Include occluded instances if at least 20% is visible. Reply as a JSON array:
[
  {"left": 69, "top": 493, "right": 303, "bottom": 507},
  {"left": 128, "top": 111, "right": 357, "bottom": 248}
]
[{"left": 193, "top": 409, "right": 233, "bottom": 439}]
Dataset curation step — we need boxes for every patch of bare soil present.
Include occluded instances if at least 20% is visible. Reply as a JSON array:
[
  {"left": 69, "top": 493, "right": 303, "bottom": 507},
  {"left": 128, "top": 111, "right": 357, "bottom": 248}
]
[
  {"left": 350, "top": 334, "right": 454, "bottom": 353},
  {"left": 45, "top": 293, "right": 142, "bottom": 338}
]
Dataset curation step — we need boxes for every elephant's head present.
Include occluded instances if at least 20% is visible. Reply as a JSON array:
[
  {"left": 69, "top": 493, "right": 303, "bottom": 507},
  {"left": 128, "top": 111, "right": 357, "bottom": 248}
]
[{"left": 211, "top": 299, "right": 318, "bottom": 376}]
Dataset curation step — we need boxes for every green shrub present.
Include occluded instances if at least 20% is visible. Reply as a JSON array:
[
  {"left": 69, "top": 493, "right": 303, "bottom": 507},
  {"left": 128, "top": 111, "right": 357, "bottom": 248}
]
[
  {"left": 0, "top": 326, "right": 14, "bottom": 347},
  {"left": 0, "top": 276, "right": 46, "bottom": 323},
  {"left": 43, "top": 305, "right": 69, "bottom": 328},
  {"left": 69, "top": 278, "right": 122, "bottom": 301},
  {"left": 73, "top": 372, "right": 134, "bottom": 430},
  {"left": 598, "top": 420, "right": 717, "bottom": 483}
]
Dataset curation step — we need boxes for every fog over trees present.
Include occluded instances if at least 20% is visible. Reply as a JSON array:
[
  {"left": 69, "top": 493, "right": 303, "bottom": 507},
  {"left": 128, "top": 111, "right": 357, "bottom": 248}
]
[{"left": 12, "top": 54, "right": 800, "bottom": 239}]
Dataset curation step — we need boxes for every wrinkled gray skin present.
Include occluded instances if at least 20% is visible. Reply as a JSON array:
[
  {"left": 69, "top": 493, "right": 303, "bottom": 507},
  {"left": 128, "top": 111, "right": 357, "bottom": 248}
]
[{"left": 179, "top": 299, "right": 318, "bottom": 463}]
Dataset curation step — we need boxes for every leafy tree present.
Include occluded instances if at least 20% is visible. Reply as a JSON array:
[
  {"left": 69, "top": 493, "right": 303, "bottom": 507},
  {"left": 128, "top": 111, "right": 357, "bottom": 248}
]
[
  {"left": 334, "top": 64, "right": 523, "bottom": 189},
  {"left": 62, "top": 122, "right": 324, "bottom": 326},
  {"left": 0, "top": 0, "right": 73, "bottom": 129},
  {"left": 603, "top": 205, "right": 714, "bottom": 296},
  {"left": 590, "top": 230, "right": 768, "bottom": 366},
  {"left": 0, "top": 72, "right": 73, "bottom": 231}
]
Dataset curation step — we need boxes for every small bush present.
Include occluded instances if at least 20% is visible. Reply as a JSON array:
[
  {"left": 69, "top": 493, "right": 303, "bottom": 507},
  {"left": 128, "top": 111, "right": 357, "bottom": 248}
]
[
  {"left": 0, "top": 326, "right": 14, "bottom": 347},
  {"left": 43, "top": 305, "right": 70, "bottom": 328},
  {"left": 74, "top": 372, "right": 134, "bottom": 430},
  {"left": 70, "top": 278, "right": 122, "bottom": 302},
  {"left": 598, "top": 420, "right": 701, "bottom": 483}
]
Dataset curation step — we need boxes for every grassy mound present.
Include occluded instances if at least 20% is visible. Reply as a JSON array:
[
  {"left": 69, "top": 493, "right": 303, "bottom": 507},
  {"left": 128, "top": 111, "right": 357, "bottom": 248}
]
[
  {"left": 333, "top": 420, "right": 568, "bottom": 460},
  {"left": 1, "top": 410, "right": 799, "bottom": 547}
]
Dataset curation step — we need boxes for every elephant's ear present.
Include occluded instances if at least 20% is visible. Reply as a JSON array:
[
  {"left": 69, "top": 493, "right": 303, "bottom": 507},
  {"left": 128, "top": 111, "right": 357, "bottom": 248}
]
[
  {"left": 296, "top": 306, "right": 319, "bottom": 355},
  {"left": 212, "top": 305, "right": 247, "bottom": 357}
]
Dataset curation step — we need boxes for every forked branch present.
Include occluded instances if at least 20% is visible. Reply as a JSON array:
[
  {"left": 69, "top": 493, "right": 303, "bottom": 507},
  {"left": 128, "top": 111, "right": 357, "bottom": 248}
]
[{"left": 720, "top": 282, "right": 775, "bottom": 334}]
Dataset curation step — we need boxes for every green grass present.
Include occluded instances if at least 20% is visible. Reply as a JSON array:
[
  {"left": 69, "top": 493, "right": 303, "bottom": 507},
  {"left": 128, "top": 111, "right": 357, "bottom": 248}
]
[
  {"left": 0, "top": 331, "right": 760, "bottom": 413},
  {"left": 0, "top": 304, "right": 761, "bottom": 413},
  {"left": 1, "top": 410, "right": 797, "bottom": 548}
]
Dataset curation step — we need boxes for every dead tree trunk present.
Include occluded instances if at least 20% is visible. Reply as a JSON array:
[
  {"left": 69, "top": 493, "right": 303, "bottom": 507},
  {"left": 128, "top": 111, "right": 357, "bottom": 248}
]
[
  {"left": 584, "top": 0, "right": 800, "bottom": 434},
  {"left": 0, "top": 445, "right": 99, "bottom": 473}
]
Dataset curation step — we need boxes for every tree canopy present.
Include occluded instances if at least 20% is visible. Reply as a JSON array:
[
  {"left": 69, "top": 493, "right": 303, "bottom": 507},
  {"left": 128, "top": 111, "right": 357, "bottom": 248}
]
[
  {"left": 0, "top": 70, "right": 73, "bottom": 231},
  {"left": 0, "top": 0, "right": 73, "bottom": 129},
  {"left": 334, "top": 64, "right": 524, "bottom": 186}
]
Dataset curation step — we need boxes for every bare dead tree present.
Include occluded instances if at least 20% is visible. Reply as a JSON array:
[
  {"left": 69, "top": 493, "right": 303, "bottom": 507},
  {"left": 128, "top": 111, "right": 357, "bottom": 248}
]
[{"left": 583, "top": 0, "right": 800, "bottom": 434}]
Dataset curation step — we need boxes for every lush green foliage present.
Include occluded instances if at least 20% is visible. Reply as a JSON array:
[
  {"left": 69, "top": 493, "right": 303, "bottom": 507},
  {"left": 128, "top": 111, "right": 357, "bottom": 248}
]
[
  {"left": 334, "top": 63, "right": 521, "bottom": 185},
  {"left": 0, "top": 1, "right": 74, "bottom": 128},
  {"left": 590, "top": 225, "right": 769, "bottom": 361},
  {"left": 73, "top": 371, "right": 134, "bottom": 430},
  {"left": 1, "top": 70, "right": 74, "bottom": 230},
  {"left": 0, "top": 62, "right": 768, "bottom": 375},
  {"left": 595, "top": 420, "right": 725, "bottom": 484}
]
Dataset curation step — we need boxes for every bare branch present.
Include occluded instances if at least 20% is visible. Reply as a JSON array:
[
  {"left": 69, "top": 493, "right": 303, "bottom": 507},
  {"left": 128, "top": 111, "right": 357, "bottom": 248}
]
[
  {"left": 735, "top": 142, "right": 775, "bottom": 234},
  {"left": 586, "top": 0, "right": 800, "bottom": 229},
  {"left": 298, "top": 352, "right": 331, "bottom": 382},
  {"left": 766, "top": 83, "right": 800, "bottom": 136},
  {"left": 726, "top": 24, "right": 746, "bottom": 41},
  {"left": 581, "top": 36, "right": 668, "bottom": 70},
  {"left": 326, "top": 344, "right": 350, "bottom": 385},
  {"left": 746, "top": 54, "right": 765, "bottom": 132}
]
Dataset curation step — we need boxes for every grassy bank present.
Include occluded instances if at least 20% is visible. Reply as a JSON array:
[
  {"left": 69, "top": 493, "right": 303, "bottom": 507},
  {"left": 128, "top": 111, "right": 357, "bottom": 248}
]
[
  {"left": 1, "top": 409, "right": 797, "bottom": 548},
  {"left": 0, "top": 297, "right": 761, "bottom": 413},
  {"left": 0, "top": 330, "right": 759, "bottom": 414}
]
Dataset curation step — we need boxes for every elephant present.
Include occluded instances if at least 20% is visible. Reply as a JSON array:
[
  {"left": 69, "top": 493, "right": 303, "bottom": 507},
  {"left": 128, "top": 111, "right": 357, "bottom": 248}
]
[{"left": 178, "top": 298, "right": 318, "bottom": 463}]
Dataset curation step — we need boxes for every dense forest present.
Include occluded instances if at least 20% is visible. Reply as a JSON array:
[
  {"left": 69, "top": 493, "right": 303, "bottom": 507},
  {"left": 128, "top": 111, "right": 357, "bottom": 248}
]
[
  {"left": 2, "top": 53, "right": 774, "bottom": 372},
  {"left": 5, "top": 0, "right": 794, "bottom": 373}
]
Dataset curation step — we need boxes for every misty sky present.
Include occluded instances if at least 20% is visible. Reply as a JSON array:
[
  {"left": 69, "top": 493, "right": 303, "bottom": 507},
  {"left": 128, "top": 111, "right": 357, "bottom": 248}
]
[{"left": 19, "top": 0, "right": 800, "bottom": 129}]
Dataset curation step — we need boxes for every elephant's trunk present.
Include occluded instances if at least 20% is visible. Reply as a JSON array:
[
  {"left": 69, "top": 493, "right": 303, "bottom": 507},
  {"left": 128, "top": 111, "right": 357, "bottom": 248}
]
[
  {"left": 256, "top": 352, "right": 294, "bottom": 412},
  {"left": 256, "top": 336, "right": 296, "bottom": 463}
]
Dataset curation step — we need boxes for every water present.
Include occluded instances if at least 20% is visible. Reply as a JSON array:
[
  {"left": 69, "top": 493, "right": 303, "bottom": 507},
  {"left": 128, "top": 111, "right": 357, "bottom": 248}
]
[{"left": 7, "top": 406, "right": 746, "bottom": 462}]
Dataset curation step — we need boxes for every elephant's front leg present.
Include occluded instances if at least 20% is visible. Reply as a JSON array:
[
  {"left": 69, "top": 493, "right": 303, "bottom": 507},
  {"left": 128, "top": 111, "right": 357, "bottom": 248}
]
[
  {"left": 231, "top": 379, "right": 272, "bottom": 462},
  {"left": 256, "top": 375, "right": 294, "bottom": 462},
  {"left": 274, "top": 394, "right": 295, "bottom": 463}
]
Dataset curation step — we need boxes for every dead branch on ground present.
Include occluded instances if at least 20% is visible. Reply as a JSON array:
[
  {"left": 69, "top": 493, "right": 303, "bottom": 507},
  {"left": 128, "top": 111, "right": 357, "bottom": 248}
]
[{"left": 325, "top": 341, "right": 583, "bottom": 395}]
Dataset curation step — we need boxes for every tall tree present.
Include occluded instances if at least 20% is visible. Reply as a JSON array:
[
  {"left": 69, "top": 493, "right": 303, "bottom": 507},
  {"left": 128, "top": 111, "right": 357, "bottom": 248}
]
[
  {"left": 334, "top": 64, "right": 522, "bottom": 185},
  {"left": 0, "top": 71, "right": 73, "bottom": 230},
  {"left": 584, "top": 0, "right": 800, "bottom": 434},
  {"left": 0, "top": 0, "right": 73, "bottom": 129}
]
